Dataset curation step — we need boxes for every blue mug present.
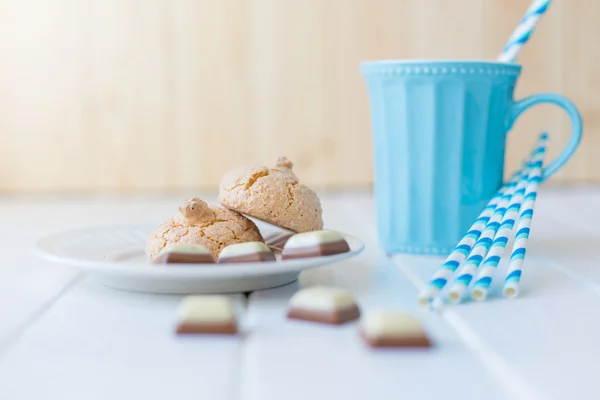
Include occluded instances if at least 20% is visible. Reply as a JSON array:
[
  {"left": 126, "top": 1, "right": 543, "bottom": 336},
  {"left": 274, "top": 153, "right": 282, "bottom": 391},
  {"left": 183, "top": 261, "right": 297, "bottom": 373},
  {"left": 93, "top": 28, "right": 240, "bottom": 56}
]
[{"left": 360, "top": 60, "right": 582, "bottom": 256}]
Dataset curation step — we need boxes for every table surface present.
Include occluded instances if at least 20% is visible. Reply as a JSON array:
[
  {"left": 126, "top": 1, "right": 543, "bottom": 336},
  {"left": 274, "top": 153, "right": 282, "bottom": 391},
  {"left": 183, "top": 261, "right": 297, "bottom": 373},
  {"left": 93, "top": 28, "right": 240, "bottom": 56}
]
[{"left": 0, "top": 189, "right": 598, "bottom": 400}]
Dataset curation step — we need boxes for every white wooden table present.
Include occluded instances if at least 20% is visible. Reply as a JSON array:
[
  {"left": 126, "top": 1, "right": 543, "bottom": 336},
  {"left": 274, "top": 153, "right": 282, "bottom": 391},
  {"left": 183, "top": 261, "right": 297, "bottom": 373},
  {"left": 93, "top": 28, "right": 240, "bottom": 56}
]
[{"left": 0, "top": 189, "right": 598, "bottom": 400}]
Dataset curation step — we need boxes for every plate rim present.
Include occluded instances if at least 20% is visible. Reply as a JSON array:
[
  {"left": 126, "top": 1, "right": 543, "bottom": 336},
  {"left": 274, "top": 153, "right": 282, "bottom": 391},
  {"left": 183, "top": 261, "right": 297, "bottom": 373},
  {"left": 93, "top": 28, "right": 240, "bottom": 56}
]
[{"left": 34, "top": 225, "right": 365, "bottom": 277}]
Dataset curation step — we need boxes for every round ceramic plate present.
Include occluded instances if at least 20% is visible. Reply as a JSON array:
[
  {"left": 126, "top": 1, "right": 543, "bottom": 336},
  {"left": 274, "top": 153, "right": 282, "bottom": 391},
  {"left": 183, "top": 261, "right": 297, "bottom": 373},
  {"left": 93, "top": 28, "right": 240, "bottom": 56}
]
[{"left": 35, "top": 226, "right": 365, "bottom": 294}]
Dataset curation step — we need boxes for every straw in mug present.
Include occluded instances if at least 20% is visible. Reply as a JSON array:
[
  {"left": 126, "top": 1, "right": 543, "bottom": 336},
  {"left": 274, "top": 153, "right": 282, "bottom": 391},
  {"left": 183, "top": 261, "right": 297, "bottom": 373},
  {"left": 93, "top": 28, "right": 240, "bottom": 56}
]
[
  {"left": 472, "top": 133, "right": 548, "bottom": 301},
  {"left": 446, "top": 165, "right": 533, "bottom": 304},
  {"left": 503, "top": 143, "right": 547, "bottom": 298},
  {"left": 417, "top": 159, "right": 535, "bottom": 307},
  {"left": 497, "top": 0, "right": 552, "bottom": 63}
]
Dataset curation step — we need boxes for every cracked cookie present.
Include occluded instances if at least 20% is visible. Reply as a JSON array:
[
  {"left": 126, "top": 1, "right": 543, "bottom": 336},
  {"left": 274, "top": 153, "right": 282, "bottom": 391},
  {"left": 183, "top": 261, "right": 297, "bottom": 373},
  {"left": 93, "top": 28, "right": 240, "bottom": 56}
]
[
  {"left": 145, "top": 197, "right": 264, "bottom": 261},
  {"left": 218, "top": 157, "right": 323, "bottom": 233}
]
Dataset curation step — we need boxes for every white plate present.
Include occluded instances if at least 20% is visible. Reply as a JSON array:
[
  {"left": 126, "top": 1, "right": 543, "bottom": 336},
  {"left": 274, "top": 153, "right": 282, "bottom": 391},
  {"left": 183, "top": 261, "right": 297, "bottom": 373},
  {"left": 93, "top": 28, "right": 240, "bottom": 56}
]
[{"left": 34, "top": 226, "right": 365, "bottom": 294}]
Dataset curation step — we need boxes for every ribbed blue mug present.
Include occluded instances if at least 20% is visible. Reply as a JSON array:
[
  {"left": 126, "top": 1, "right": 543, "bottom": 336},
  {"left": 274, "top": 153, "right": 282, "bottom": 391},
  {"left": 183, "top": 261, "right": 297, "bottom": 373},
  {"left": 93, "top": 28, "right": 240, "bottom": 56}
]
[{"left": 360, "top": 60, "right": 582, "bottom": 256}]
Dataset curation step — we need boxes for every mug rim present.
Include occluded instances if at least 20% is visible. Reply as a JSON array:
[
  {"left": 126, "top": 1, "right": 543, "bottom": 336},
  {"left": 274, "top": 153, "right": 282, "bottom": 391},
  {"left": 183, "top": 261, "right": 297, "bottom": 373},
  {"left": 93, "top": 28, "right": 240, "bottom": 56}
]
[
  {"left": 360, "top": 59, "right": 522, "bottom": 77},
  {"left": 360, "top": 59, "right": 521, "bottom": 69}
]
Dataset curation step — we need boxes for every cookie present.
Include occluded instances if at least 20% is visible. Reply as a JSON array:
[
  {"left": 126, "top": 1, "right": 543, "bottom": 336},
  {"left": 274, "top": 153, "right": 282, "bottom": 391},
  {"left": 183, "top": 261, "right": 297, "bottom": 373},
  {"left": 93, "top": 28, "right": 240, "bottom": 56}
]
[
  {"left": 218, "top": 157, "right": 323, "bottom": 233},
  {"left": 146, "top": 197, "right": 264, "bottom": 261}
]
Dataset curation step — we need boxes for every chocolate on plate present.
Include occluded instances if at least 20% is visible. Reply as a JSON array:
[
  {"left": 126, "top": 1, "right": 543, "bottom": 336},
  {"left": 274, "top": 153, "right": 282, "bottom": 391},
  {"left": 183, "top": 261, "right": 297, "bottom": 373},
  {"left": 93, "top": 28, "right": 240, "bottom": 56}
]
[
  {"left": 176, "top": 295, "right": 238, "bottom": 335},
  {"left": 281, "top": 230, "right": 350, "bottom": 260},
  {"left": 153, "top": 243, "right": 215, "bottom": 264},
  {"left": 359, "top": 311, "right": 431, "bottom": 348},
  {"left": 146, "top": 197, "right": 263, "bottom": 261},
  {"left": 217, "top": 242, "right": 276, "bottom": 264},
  {"left": 263, "top": 232, "right": 294, "bottom": 251},
  {"left": 287, "top": 286, "right": 360, "bottom": 325}
]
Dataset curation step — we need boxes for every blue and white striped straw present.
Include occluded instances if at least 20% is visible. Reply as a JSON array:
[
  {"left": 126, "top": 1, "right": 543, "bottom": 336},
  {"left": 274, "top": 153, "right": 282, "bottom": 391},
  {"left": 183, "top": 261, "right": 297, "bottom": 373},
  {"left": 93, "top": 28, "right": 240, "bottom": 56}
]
[
  {"left": 497, "top": 0, "right": 552, "bottom": 63},
  {"left": 446, "top": 168, "right": 532, "bottom": 304},
  {"left": 472, "top": 133, "right": 548, "bottom": 301},
  {"left": 503, "top": 140, "right": 547, "bottom": 297},
  {"left": 417, "top": 163, "right": 532, "bottom": 307}
]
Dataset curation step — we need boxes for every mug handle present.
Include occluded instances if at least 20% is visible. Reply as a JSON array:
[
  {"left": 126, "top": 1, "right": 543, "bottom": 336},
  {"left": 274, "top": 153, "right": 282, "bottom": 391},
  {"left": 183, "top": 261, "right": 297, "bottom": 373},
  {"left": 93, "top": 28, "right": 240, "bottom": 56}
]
[{"left": 507, "top": 93, "right": 583, "bottom": 180}]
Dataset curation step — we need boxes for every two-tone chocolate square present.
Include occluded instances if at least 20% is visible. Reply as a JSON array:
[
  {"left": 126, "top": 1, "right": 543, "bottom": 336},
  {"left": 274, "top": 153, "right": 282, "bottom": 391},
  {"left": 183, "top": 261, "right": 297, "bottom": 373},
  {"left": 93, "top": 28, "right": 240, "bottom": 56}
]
[
  {"left": 153, "top": 243, "right": 215, "bottom": 264},
  {"left": 281, "top": 230, "right": 350, "bottom": 260},
  {"left": 287, "top": 286, "right": 360, "bottom": 325},
  {"left": 359, "top": 311, "right": 431, "bottom": 348},
  {"left": 264, "top": 232, "right": 294, "bottom": 252},
  {"left": 217, "top": 242, "right": 276, "bottom": 263},
  {"left": 175, "top": 295, "right": 238, "bottom": 335}
]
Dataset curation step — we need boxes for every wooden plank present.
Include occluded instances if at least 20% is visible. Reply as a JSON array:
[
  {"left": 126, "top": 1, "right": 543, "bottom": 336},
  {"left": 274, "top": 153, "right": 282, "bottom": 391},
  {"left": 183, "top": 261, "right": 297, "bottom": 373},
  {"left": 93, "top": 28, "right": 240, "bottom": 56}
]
[
  {"left": 0, "top": 0, "right": 88, "bottom": 192},
  {"left": 0, "top": 196, "right": 202, "bottom": 348},
  {"left": 412, "top": 0, "right": 484, "bottom": 59},
  {"left": 483, "top": 0, "right": 567, "bottom": 183},
  {"left": 242, "top": 195, "right": 515, "bottom": 400},
  {"left": 392, "top": 251, "right": 600, "bottom": 400},
  {"left": 80, "top": 0, "right": 172, "bottom": 192},
  {"left": 246, "top": 0, "right": 327, "bottom": 185},
  {"left": 561, "top": 1, "right": 600, "bottom": 182},
  {"left": 0, "top": 260, "right": 80, "bottom": 351},
  {"left": 0, "top": 1, "right": 599, "bottom": 192},
  {"left": 0, "top": 196, "right": 244, "bottom": 399},
  {"left": 348, "top": 190, "right": 600, "bottom": 399},
  {"left": 321, "top": 0, "right": 376, "bottom": 188},
  {"left": 526, "top": 188, "right": 600, "bottom": 286},
  {"left": 0, "top": 278, "right": 245, "bottom": 400},
  {"left": 168, "top": 0, "right": 248, "bottom": 188}
]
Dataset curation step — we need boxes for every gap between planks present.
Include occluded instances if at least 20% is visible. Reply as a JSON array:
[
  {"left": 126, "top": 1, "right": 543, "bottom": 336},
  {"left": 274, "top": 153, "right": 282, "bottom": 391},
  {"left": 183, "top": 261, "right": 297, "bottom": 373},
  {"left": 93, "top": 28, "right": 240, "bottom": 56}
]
[
  {"left": 337, "top": 199, "right": 542, "bottom": 400},
  {"left": 0, "top": 272, "right": 86, "bottom": 359}
]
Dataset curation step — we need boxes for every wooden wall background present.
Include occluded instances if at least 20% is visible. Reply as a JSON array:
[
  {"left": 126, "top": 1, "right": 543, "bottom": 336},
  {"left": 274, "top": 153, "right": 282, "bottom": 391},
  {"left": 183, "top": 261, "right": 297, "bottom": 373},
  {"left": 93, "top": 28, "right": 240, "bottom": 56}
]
[{"left": 0, "top": 0, "right": 596, "bottom": 193}]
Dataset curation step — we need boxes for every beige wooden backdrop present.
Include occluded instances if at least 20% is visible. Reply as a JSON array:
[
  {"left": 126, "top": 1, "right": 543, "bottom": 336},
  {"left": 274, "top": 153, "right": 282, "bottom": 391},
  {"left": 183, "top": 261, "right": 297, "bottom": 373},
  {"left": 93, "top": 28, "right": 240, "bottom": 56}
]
[{"left": 0, "top": 0, "right": 596, "bottom": 193}]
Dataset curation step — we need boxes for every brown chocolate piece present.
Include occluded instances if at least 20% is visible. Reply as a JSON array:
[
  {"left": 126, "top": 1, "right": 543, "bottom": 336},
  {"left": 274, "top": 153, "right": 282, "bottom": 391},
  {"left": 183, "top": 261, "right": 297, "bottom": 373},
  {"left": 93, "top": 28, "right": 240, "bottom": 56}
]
[
  {"left": 218, "top": 252, "right": 276, "bottom": 264},
  {"left": 287, "top": 305, "right": 360, "bottom": 325},
  {"left": 176, "top": 321, "right": 238, "bottom": 335},
  {"left": 154, "top": 252, "right": 215, "bottom": 264},
  {"left": 282, "top": 240, "right": 350, "bottom": 260},
  {"left": 360, "top": 329, "right": 431, "bottom": 348}
]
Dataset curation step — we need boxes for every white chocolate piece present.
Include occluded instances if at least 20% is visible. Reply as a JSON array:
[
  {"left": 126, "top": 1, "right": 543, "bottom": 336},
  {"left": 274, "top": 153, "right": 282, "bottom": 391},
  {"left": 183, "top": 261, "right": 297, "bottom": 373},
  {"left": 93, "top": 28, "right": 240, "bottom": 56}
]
[
  {"left": 360, "top": 311, "right": 424, "bottom": 338},
  {"left": 177, "top": 295, "right": 235, "bottom": 324},
  {"left": 159, "top": 243, "right": 211, "bottom": 255},
  {"left": 284, "top": 230, "right": 345, "bottom": 249},
  {"left": 219, "top": 242, "right": 272, "bottom": 257},
  {"left": 288, "top": 286, "right": 357, "bottom": 312}
]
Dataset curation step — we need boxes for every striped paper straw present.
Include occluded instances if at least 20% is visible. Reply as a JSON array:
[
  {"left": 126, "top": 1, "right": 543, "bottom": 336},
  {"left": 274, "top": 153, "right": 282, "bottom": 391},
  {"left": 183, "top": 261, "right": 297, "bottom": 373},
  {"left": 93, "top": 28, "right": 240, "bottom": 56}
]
[
  {"left": 472, "top": 133, "right": 549, "bottom": 301},
  {"left": 417, "top": 168, "right": 529, "bottom": 307},
  {"left": 503, "top": 141, "right": 548, "bottom": 298},
  {"left": 446, "top": 170, "right": 531, "bottom": 304},
  {"left": 497, "top": 0, "right": 552, "bottom": 63}
]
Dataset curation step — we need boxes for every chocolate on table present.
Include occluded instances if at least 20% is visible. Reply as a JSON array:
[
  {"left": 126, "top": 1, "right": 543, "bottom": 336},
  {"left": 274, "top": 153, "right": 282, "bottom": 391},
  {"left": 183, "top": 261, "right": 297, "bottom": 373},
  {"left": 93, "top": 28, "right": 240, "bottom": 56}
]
[
  {"left": 217, "top": 242, "right": 276, "bottom": 264},
  {"left": 176, "top": 295, "right": 238, "bottom": 335},
  {"left": 359, "top": 311, "right": 431, "bottom": 348},
  {"left": 153, "top": 243, "right": 215, "bottom": 264},
  {"left": 281, "top": 230, "right": 350, "bottom": 260},
  {"left": 287, "top": 286, "right": 360, "bottom": 325}
]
